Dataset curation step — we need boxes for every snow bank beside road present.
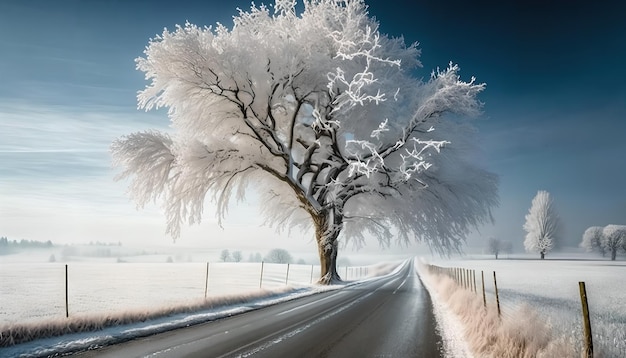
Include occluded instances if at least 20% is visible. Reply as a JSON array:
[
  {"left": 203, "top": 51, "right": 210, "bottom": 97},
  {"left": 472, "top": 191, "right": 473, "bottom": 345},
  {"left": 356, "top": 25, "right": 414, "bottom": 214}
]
[
  {"left": 416, "top": 259, "right": 473, "bottom": 358},
  {"left": 1, "top": 286, "right": 340, "bottom": 357},
  {"left": 417, "top": 259, "right": 576, "bottom": 358}
]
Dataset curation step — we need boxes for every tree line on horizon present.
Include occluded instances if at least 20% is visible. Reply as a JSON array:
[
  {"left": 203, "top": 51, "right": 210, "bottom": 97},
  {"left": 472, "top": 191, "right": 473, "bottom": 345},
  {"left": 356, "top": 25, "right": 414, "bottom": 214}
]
[
  {"left": 218, "top": 248, "right": 308, "bottom": 265},
  {"left": 0, "top": 237, "right": 53, "bottom": 254}
]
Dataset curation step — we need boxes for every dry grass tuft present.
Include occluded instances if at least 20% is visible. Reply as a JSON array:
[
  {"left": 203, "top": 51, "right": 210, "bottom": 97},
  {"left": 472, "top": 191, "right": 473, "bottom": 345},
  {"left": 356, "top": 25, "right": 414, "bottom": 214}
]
[{"left": 420, "top": 266, "right": 582, "bottom": 358}]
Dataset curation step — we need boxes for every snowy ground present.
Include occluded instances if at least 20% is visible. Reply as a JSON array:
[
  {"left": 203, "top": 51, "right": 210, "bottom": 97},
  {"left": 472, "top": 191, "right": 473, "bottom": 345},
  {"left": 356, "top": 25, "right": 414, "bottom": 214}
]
[
  {"left": 0, "top": 261, "right": 399, "bottom": 357},
  {"left": 416, "top": 259, "right": 473, "bottom": 358},
  {"left": 1, "top": 286, "right": 339, "bottom": 357},
  {"left": 0, "top": 261, "right": 371, "bottom": 324},
  {"left": 422, "top": 255, "right": 626, "bottom": 358}
]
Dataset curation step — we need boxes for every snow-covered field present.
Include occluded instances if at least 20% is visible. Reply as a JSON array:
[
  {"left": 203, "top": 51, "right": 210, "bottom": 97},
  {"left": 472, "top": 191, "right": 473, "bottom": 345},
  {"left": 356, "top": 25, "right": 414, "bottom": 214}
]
[
  {"left": 0, "top": 261, "right": 370, "bottom": 325},
  {"left": 0, "top": 261, "right": 398, "bottom": 357},
  {"left": 423, "top": 256, "right": 626, "bottom": 358}
]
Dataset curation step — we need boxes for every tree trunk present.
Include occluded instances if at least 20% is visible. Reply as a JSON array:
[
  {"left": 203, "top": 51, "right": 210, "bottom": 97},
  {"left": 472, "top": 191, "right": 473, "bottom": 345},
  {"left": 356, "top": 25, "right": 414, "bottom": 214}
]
[
  {"left": 540, "top": 251, "right": 545, "bottom": 260},
  {"left": 495, "top": 252, "right": 498, "bottom": 260},
  {"left": 313, "top": 210, "right": 342, "bottom": 285},
  {"left": 611, "top": 249, "right": 616, "bottom": 261}
]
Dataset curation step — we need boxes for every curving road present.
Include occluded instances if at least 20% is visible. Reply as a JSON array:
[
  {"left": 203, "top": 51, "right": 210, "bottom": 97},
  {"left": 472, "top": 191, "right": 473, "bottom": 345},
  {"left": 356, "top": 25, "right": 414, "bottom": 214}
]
[{"left": 76, "top": 260, "right": 443, "bottom": 357}]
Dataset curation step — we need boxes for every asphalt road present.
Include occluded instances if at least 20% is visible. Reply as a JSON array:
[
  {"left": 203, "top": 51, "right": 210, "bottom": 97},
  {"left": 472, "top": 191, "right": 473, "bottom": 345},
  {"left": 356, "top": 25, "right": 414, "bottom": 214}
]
[{"left": 76, "top": 260, "right": 443, "bottom": 358}]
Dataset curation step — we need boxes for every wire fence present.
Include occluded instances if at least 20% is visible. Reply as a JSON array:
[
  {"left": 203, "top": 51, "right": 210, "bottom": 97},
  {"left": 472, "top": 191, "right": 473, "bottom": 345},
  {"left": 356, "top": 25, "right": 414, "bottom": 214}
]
[
  {"left": 424, "top": 263, "right": 599, "bottom": 357},
  {"left": 0, "top": 262, "right": 370, "bottom": 325}
]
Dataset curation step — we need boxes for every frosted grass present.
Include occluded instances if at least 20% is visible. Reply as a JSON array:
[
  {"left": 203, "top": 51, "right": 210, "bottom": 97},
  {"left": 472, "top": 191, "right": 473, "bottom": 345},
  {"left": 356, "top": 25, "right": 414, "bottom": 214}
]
[{"left": 425, "top": 257, "right": 626, "bottom": 357}]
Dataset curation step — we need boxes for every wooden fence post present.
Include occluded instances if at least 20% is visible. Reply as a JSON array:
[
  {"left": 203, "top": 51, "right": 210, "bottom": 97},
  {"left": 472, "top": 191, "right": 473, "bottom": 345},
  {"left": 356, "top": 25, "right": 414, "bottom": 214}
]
[
  {"left": 481, "top": 270, "right": 486, "bottom": 309},
  {"left": 461, "top": 268, "right": 465, "bottom": 289},
  {"left": 472, "top": 270, "right": 476, "bottom": 293},
  {"left": 204, "top": 262, "right": 210, "bottom": 299},
  {"left": 310, "top": 265, "right": 314, "bottom": 284},
  {"left": 579, "top": 282, "right": 593, "bottom": 358},
  {"left": 493, "top": 271, "right": 501, "bottom": 317},
  {"left": 65, "top": 264, "right": 69, "bottom": 318},
  {"left": 260, "top": 261, "right": 265, "bottom": 288},
  {"left": 285, "top": 263, "right": 290, "bottom": 285}
]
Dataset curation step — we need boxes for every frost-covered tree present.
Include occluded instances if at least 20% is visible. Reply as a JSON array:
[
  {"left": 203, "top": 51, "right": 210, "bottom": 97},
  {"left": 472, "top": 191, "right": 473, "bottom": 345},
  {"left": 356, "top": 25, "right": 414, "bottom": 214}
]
[
  {"left": 220, "top": 249, "right": 231, "bottom": 262},
  {"left": 523, "top": 190, "right": 560, "bottom": 259},
  {"left": 601, "top": 225, "right": 626, "bottom": 261},
  {"left": 112, "top": 0, "right": 498, "bottom": 284},
  {"left": 487, "top": 237, "right": 511, "bottom": 259},
  {"left": 580, "top": 226, "right": 606, "bottom": 257},
  {"left": 232, "top": 250, "right": 243, "bottom": 262},
  {"left": 264, "top": 248, "right": 293, "bottom": 264},
  {"left": 487, "top": 237, "right": 501, "bottom": 259}
]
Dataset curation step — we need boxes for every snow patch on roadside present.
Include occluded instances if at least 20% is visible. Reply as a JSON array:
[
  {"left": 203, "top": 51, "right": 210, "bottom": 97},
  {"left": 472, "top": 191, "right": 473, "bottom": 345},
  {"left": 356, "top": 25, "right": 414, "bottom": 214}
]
[
  {"left": 1, "top": 286, "right": 340, "bottom": 358},
  {"left": 416, "top": 259, "right": 473, "bottom": 358}
]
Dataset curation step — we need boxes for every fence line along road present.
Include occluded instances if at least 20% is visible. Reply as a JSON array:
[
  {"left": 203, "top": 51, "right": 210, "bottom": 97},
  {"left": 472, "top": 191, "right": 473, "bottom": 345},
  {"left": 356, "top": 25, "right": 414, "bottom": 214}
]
[
  {"left": 0, "top": 262, "right": 371, "bottom": 324},
  {"left": 424, "top": 263, "right": 595, "bottom": 357}
]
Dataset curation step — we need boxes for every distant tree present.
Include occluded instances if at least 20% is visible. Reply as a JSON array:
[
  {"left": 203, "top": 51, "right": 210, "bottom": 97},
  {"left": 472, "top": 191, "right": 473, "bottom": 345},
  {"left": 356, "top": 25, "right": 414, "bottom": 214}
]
[
  {"left": 48, "top": 254, "right": 56, "bottom": 262},
  {"left": 220, "top": 249, "right": 231, "bottom": 262},
  {"left": 232, "top": 250, "right": 243, "bottom": 262},
  {"left": 487, "top": 237, "right": 503, "bottom": 259},
  {"left": 0, "top": 237, "right": 9, "bottom": 254},
  {"left": 601, "top": 225, "right": 626, "bottom": 261},
  {"left": 111, "top": 0, "right": 498, "bottom": 284},
  {"left": 296, "top": 258, "right": 307, "bottom": 265},
  {"left": 264, "top": 249, "right": 293, "bottom": 264},
  {"left": 580, "top": 226, "right": 606, "bottom": 257},
  {"left": 254, "top": 252, "right": 263, "bottom": 262},
  {"left": 523, "top": 190, "right": 560, "bottom": 259},
  {"left": 166, "top": 256, "right": 174, "bottom": 263}
]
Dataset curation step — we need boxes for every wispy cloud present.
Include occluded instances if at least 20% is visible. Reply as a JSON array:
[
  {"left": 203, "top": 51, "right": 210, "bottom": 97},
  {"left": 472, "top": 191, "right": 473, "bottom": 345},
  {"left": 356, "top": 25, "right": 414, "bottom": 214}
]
[
  {"left": 0, "top": 101, "right": 171, "bottom": 239},
  {"left": 0, "top": 100, "right": 168, "bottom": 152}
]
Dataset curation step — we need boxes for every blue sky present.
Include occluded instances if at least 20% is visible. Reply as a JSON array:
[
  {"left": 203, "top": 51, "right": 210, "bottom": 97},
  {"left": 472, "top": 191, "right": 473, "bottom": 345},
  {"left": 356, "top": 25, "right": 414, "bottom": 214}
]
[{"left": 1, "top": 0, "right": 625, "bottom": 256}]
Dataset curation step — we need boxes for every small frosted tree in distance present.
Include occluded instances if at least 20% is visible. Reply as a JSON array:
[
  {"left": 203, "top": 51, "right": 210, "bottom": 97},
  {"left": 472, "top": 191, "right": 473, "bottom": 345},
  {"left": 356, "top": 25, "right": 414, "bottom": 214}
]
[
  {"left": 580, "top": 226, "right": 606, "bottom": 257},
  {"left": 264, "top": 248, "right": 293, "bottom": 264},
  {"left": 220, "top": 249, "right": 231, "bottom": 262},
  {"left": 232, "top": 250, "right": 243, "bottom": 262},
  {"left": 112, "top": 0, "right": 498, "bottom": 283},
  {"left": 523, "top": 190, "right": 560, "bottom": 259},
  {"left": 601, "top": 225, "right": 626, "bottom": 261},
  {"left": 487, "top": 237, "right": 511, "bottom": 259}
]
